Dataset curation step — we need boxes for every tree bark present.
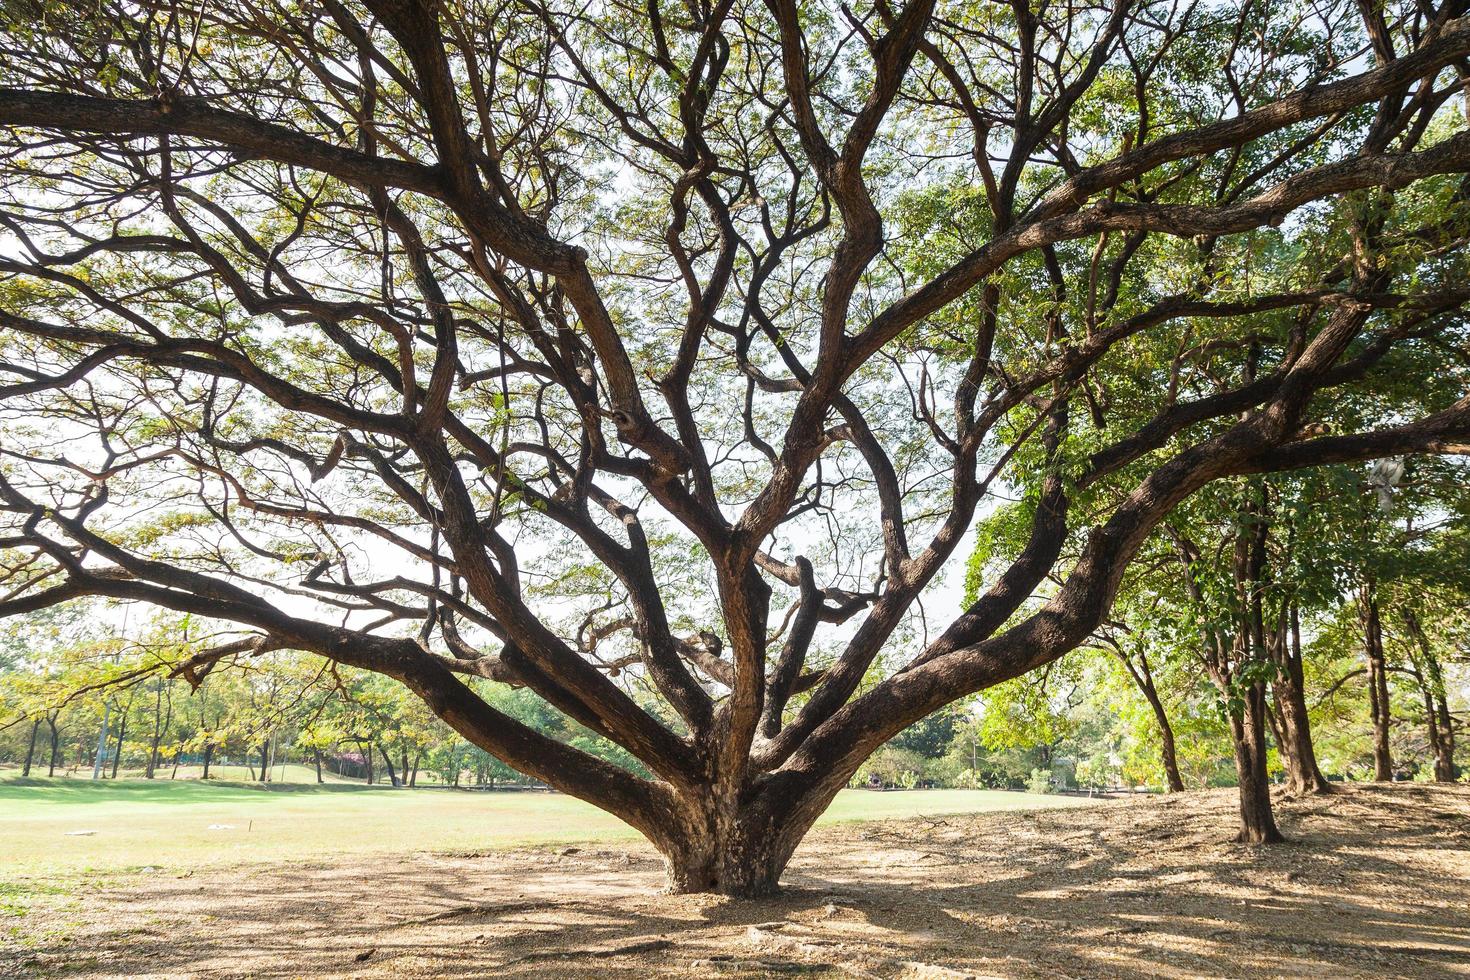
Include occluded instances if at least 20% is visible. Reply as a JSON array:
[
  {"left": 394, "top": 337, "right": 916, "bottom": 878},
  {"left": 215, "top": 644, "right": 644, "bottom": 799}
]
[
  {"left": 1134, "top": 654, "right": 1185, "bottom": 793},
  {"left": 1225, "top": 491, "right": 1286, "bottom": 843},
  {"left": 378, "top": 744, "right": 398, "bottom": 786},
  {"left": 259, "top": 738, "right": 270, "bottom": 782},
  {"left": 1429, "top": 697, "right": 1454, "bottom": 783},
  {"left": 202, "top": 741, "right": 213, "bottom": 780},
  {"left": 1433, "top": 691, "right": 1456, "bottom": 783},
  {"left": 22, "top": 719, "right": 39, "bottom": 777},
  {"left": 146, "top": 726, "right": 160, "bottom": 779},
  {"left": 110, "top": 712, "right": 127, "bottom": 779},
  {"left": 1231, "top": 679, "right": 1285, "bottom": 843},
  {"left": 1402, "top": 607, "right": 1456, "bottom": 782},
  {"left": 1360, "top": 583, "right": 1393, "bottom": 781},
  {"left": 652, "top": 798, "right": 805, "bottom": 897},
  {"left": 1412, "top": 664, "right": 1445, "bottom": 778},
  {"left": 91, "top": 702, "right": 110, "bottom": 780},
  {"left": 314, "top": 749, "right": 324, "bottom": 784},
  {"left": 1272, "top": 604, "right": 1333, "bottom": 794},
  {"left": 47, "top": 716, "right": 60, "bottom": 776},
  {"left": 145, "top": 681, "right": 167, "bottom": 778}
]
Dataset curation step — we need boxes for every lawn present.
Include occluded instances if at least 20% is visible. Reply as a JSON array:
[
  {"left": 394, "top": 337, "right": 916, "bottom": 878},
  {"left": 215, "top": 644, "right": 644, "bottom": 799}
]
[{"left": 0, "top": 777, "right": 1090, "bottom": 876}]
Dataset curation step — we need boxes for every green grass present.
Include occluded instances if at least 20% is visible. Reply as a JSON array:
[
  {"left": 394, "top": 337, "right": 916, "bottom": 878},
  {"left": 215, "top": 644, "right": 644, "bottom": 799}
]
[
  {"left": 133, "top": 762, "right": 369, "bottom": 784},
  {"left": 0, "top": 777, "right": 1090, "bottom": 877},
  {"left": 18, "top": 762, "right": 387, "bottom": 785}
]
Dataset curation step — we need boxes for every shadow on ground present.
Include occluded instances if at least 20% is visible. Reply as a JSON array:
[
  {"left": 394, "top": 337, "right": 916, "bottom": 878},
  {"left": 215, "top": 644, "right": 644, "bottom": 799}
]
[{"left": 4, "top": 783, "right": 1468, "bottom": 978}]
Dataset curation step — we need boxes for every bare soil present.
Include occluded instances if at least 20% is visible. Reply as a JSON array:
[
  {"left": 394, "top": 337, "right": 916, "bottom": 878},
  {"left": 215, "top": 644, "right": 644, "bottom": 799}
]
[{"left": 4, "top": 783, "right": 1468, "bottom": 979}]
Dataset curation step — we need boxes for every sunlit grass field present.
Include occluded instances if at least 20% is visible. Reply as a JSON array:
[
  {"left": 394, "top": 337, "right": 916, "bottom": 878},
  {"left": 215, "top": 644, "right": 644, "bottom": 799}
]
[{"left": 0, "top": 777, "right": 1090, "bottom": 876}]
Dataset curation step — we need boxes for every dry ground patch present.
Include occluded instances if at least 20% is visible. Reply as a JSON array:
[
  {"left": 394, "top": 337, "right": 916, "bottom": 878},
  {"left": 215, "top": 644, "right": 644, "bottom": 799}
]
[{"left": 3, "top": 783, "right": 1468, "bottom": 979}]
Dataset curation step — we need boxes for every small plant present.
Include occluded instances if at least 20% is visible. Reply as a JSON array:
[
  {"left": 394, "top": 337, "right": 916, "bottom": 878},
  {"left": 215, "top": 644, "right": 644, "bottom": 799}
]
[{"left": 1028, "top": 768, "right": 1053, "bottom": 795}]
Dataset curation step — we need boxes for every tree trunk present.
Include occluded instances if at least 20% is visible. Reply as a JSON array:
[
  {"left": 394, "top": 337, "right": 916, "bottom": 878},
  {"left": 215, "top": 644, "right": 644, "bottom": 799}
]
[
  {"left": 378, "top": 744, "right": 399, "bottom": 787},
  {"left": 654, "top": 802, "right": 805, "bottom": 897},
  {"left": 1273, "top": 674, "right": 1332, "bottom": 795},
  {"left": 145, "top": 735, "right": 160, "bottom": 778},
  {"left": 91, "top": 702, "right": 110, "bottom": 780},
  {"left": 259, "top": 739, "right": 270, "bottom": 782},
  {"left": 202, "top": 741, "right": 213, "bottom": 780},
  {"left": 1414, "top": 668, "right": 1444, "bottom": 776},
  {"left": 1224, "top": 507, "right": 1285, "bottom": 843},
  {"left": 1360, "top": 584, "right": 1393, "bottom": 781},
  {"left": 1142, "top": 676, "right": 1185, "bottom": 793},
  {"left": 410, "top": 752, "right": 420, "bottom": 787},
  {"left": 662, "top": 834, "right": 788, "bottom": 896},
  {"left": 22, "top": 719, "right": 39, "bottom": 777},
  {"left": 1273, "top": 604, "right": 1333, "bottom": 795},
  {"left": 1230, "top": 680, "right": 1285, "bottom": 844},
  {"left": 1437, "top": 695, "right": 1457, "bottom": 782},
  {"left": 145, "top": 682, "right": 165, "bottom": 778},
  {"left": 110, "top": 713, "right": 127, "bottom": 779},
  {"left": 1403, "top": 607, "right": 1456, "bottom": 782},
  {"left": 47, "top": 717, "right": 60, "bottom": 776},
  {"left": 314, "top": 749, "right": 324, "bottom": 784}
]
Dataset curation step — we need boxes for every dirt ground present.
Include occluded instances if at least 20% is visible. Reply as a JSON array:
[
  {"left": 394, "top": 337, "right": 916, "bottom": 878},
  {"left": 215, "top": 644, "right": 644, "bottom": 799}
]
[{"left": 4, "top": 783, "right": 1468, "bottom": 979}]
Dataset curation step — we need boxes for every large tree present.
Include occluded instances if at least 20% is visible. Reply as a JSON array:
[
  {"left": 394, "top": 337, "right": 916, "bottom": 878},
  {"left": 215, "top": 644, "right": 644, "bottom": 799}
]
[{"left": 1, "top": 0, "right": 1469, "bottom": 894}]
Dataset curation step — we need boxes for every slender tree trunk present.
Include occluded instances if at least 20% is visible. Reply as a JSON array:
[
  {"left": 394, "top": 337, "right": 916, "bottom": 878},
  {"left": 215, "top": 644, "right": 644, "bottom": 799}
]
[
  {"left": 1266, "top": 695, "right": 1287, "bottom": 761},
  {"left": 110, "top": 713, "right": 127, "bottom": 779},
  {"left": 1224, "top": 503, "right": 1285, "bottom": 843},
  {"left": 314, "top": 749, "right": 324, "bottom": 784},
  {"left": 378, "top": 744, "right": 399, "bottom": 787},
  {"left": 1435, "top": 691, "right": 1456, "bottom": 783},
  {"left": 91, "top": 702, "right": 110, "bottom": 780},
  {"left": 22, "top": 719, "right": 39, "bottom": 777},
  {"left": 258, "top": 738, "right": 270, "bottom": 782},
  {"left": 1403, "top": 607, "right": 1456, "bottom": 782},
  {"left": 146, "top": 682, "right": 165, "bottom": 778},
  {"left": 1274, "top": 674, "right": 1332, "bottom": 794},
  {"left": 47, "top": 717, "right": 60, "bottom": 776},
  {"left": 1231, "top": 680, "right": 1285, "bottom": 844},
  {"left": 1413, "top": 666, "right": 1445, "bottom": 777},
  {"left": 1138, "top": 670, "right": 1185, "bottom": 792},
  {"left": 146, "top": 735, "right": 160, "bottom": 778},
  {"left": 409, "top": 752, "right": 420, "bottom": 787},
  {"left": 202, "top": 741, "right": 213, "bottom": 780},
  {"left": 1360, "top": 583, "right": 1393, "bottom": 781},
  {"left": 1273, "top": 604, "right": 1333, "bottom": 794}
]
